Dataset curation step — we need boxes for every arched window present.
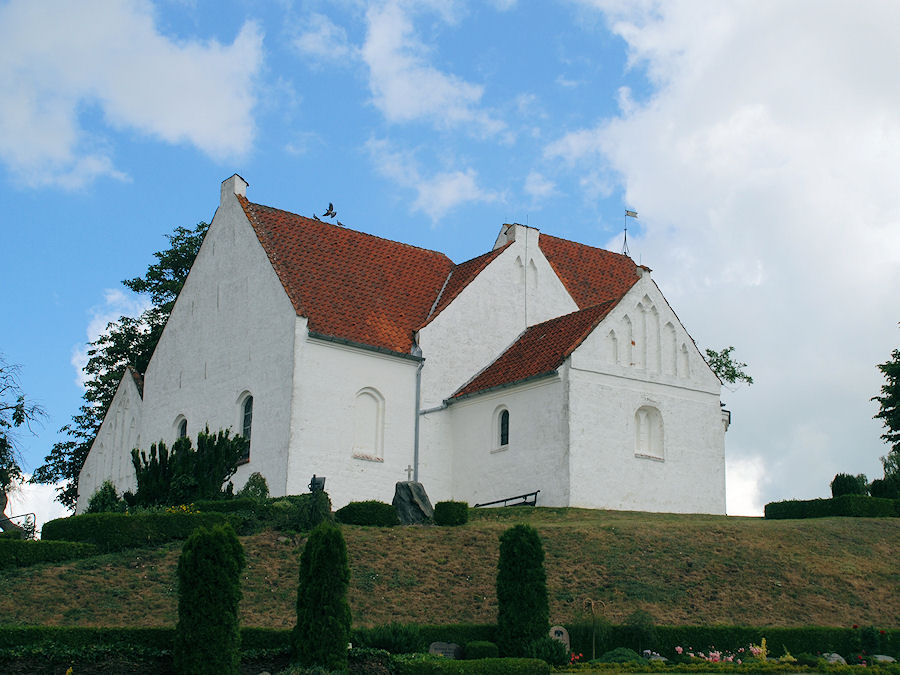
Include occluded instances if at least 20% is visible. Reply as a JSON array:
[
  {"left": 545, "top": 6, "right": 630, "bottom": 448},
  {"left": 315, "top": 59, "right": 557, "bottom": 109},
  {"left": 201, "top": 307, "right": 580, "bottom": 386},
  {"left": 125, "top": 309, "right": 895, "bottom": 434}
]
[
  {"left": 634, "top": 405, "right": 664, "bottom": 460},
  {"left": 353, "top": 388, "right": 384, "bottom": 461},
  {"left": 493, "top": 406, "right": 510, "bottom": 451},
  {"left": 176, "top": 417, "right": 187, "bottom": 440},
  {"left": 241, "top": 395, "right": 253, "bottom": 462},
  {"left": 500, "top": 410, "right": 510, "bottom": 446}
]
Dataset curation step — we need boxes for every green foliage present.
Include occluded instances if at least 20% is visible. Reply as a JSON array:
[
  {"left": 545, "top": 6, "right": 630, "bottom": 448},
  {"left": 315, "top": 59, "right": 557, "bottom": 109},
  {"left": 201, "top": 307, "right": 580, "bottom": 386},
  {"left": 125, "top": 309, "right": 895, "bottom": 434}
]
[
  {"left": 238, "top": 471, "right": 270, "bottom": 502},
  {"left": 831, "top": 472, "right": 869, "bottom": 497},
  {"left": 623, "top": 609, "right": 658, "bottom": 653},
  {"left": 32, "top": 223, "right": 208, "bottom": 508},
  {"left": 874, "top": 345, "right": 900, "bottom": 460},
  {"left": 0, "top": 355, "right": 45, "bottom": 493},
  {"left": 464, "top": 641, "right": 498, "bottom": 659},
  {"left": 595, "top": 647, "right": 646, "bottom": 663},
  {"left": 268, "top": 492, "right": 333, "bottom": 532},
  {"left": 358, "top": 621, "right": 425, "bottom": 654},
  {"left": 335, "top": 499, "right": 400, "bottom": 526},
  {"left": 496, "top": 524, "right": 549, "bottom": 657},
  {"left": 41, "top": 510, "right": 232, "bottom": 552},
  {"left": 391, "top": 654, "right": 550, "bottom": 674},
  {"left": 294, "top": 520, "right": 352, "bottom": 670},
  {"left": 175, "top": 523, "right": 245, "bottom": 675},
  {"left": 764, "top": 494, "right": 899, "bottom": 519},
  {"left": 0, "top": 538, "right": 98, "bottom": 569},
  {"left": 85, "top": 479, "right": 126, "bottom": 513},
  {"left": 704, "top": 346, "right": 754, "bottom": 386},
  {"left": 525, "top": 636, "right": 569, "bottom": 666},
  {"left": 434, "top": 501, "right": 469, "bottom": 526},
  {"left": 870, "top": 477, "right": 900, "bottom": 499},
  {"left": 417, "top": 624, "right": 496, "bottom": 648},
  {"left": 124, "top": 427, "right": 247, "bottom": 508}
]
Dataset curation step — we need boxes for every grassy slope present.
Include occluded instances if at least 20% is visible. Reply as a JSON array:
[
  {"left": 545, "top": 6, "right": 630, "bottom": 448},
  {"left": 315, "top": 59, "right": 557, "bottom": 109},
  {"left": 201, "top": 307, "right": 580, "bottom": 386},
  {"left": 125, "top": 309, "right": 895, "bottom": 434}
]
[{"left": 2, "top": 508, "right": 897, "bottom": 629}]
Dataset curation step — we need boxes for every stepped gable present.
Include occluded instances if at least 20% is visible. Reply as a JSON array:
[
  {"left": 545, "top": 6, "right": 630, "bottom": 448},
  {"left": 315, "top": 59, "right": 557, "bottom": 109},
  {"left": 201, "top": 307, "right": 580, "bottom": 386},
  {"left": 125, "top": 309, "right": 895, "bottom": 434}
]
[
  {"left": 238, "top": 197, "right": 454, "bottom": 354},
  {"left": 539, "top": 233, "right": 640, "bottom": 309},
  {"left": 421, "top": 243, "right": 512, "bottom": 327},
  {"left": 452, "top": 301, "right": 616, "bottom": 399}
]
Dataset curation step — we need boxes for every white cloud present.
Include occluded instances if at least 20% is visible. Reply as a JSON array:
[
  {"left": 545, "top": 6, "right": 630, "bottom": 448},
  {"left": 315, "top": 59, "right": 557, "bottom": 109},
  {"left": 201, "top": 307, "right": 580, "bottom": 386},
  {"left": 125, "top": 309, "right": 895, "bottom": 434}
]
[
  {"left": 725, "top": 455, "right": 765, "bottom": 516},
  {"left": 361, "top": 1, "right": 504, "bottom": 135},
  {"left": 0, "top": 0, "right": 263, "bottom": 188},
  {"left": 70, "top": 289, "right": 152, "bottom": 389},
  {"left": 6, "top": 476, "right": 71, "bottom": 537},
  {"left": 293, "top": 12, "right": 353, "bottom": 63},
  {"left": 553, "top": 0, "right": 900, "bottom": 505},
  {"left": 366, "top": 137, "right": 498, "bottom": 221},
  {"left": 524, "top": 170, "right": 558, "bottom": 202}
]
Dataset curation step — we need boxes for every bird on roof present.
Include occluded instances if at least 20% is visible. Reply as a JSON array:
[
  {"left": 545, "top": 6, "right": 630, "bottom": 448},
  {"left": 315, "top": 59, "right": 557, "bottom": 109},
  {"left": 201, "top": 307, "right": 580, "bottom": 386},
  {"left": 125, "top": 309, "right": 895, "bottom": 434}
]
[
  {"left": 337, "top": 220, "right": 344, "bottom": 227},
  {"left": 323, "top": 203, "right": 336, "bottom": 218},
  {"left": 313, "top": 213, "right": 321, "bottom": 221}
]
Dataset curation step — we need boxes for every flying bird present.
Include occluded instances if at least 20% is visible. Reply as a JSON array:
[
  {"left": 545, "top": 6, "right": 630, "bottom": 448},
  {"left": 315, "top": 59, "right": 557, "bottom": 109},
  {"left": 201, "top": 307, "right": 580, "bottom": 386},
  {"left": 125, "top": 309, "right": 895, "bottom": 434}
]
[{"left": 323, "top": 203, "right": 336, "bottom": 218}]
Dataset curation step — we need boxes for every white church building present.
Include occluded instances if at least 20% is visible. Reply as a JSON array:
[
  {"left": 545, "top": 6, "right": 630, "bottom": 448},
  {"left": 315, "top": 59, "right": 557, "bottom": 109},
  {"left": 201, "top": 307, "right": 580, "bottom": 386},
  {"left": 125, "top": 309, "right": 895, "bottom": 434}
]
[{"left": 76, "top": 175, "right": 729, "bottom": 514}]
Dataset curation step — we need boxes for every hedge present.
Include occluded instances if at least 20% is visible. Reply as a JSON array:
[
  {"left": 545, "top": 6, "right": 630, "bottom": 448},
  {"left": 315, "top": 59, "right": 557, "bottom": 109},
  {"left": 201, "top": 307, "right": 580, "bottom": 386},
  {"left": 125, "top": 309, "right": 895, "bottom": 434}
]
[
  {"left": 336, "top": 500, "right": 400, "bottom": 526},
  {"left": 393, "top": 655, "right": 549, "bottom": 674},
  {"left": 41, "top": 512, "right": 233, "bottom": 552},
  {"left": 764, "top": 494, "right": 900, "bottom": 519},
  {"left": 434, "top": 501, "right": 469, "bottom": 526},
  {"left": 0, "top": 539, "right": 98, "bottom": 569}
]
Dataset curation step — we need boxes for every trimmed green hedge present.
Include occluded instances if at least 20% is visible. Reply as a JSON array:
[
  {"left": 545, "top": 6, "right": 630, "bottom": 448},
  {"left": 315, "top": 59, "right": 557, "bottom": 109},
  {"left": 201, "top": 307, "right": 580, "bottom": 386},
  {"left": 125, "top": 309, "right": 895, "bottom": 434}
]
[
  {"left": 336, "top": 500, "right": 400, "bottom": 526},
  {"left": 192, "top": 497, "right": 257, "bottom": 513},
  {"left": 764, "top": 494, "right": 900, "bottom": 519},
  {"left": 0, "top": 538, "right": 98, "bottom": 569},
  {"left": 393, "top": 654, "right": 549, "bottom": 674},
  {"left": 464, "top": 640, "right": 499, "bottom": 659},
  {"left": 434, "top": 501, "right": 469, "bottom": 526},
  {"left": 41, "top": 512, "right": 232, "bottom": 552}
]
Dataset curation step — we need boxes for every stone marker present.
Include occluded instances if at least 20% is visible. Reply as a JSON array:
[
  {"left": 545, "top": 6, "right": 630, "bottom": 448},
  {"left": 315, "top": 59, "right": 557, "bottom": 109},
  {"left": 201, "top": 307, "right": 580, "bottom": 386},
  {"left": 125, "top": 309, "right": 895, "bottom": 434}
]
[
  {"left": 823, "top": 653, "right": 847, "bottom": 665},
  {"left": 429, "top": 641, "right": 463, "bottom": 659},
  {"left": 874, "top": 655, "right": 897, "bottom": 663},
  {"left": 393, "top": 481, "right": 434, "bottom": 524},
  {"left": 549, "top": 625, "right": 570, "bottom": 650}
]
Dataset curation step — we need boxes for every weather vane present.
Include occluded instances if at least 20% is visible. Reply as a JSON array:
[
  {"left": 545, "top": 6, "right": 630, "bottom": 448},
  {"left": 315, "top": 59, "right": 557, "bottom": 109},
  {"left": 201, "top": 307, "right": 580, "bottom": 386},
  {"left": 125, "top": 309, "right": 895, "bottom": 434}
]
[{"left": 623, "top": 209, "right": 638, "bottom": 256}]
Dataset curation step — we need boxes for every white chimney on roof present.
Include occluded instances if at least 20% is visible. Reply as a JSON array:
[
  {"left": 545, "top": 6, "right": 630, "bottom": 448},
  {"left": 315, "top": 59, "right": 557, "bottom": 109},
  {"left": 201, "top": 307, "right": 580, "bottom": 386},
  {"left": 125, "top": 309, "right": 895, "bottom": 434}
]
[{"left": 220, "top": 173, "right": 248, "bottom": 206}]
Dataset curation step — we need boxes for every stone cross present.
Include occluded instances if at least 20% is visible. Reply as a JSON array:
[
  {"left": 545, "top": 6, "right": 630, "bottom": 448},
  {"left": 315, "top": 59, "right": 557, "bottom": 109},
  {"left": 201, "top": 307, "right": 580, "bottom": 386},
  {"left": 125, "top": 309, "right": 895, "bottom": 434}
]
[{"left": 405, "top": 464, "right": 414, "bottom": 480}]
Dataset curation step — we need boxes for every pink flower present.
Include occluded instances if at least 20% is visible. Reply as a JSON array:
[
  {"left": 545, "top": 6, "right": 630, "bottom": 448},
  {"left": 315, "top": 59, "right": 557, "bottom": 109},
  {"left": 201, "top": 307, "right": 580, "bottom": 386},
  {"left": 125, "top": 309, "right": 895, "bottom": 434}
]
[{"left": 675, "top": 646, "right": 683, "bottom": 655}]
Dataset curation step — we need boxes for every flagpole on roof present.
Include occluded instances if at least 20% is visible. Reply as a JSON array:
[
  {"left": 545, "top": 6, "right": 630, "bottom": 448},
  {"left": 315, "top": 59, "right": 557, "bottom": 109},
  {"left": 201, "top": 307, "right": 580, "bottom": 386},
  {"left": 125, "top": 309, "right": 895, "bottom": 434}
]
[{"left": 623, "top": 209, "right": 638, "bottom": 256}]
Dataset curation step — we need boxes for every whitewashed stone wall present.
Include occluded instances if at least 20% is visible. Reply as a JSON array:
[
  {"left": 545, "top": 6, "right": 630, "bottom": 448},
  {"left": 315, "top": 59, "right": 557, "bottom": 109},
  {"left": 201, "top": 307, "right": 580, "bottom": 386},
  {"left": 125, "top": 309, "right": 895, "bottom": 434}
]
[
  {"left": 76, "top": 370, "right": 143, "bottom": 512},
  {"left": 566, "top": 273, "right": 726, "bottom": 514}
]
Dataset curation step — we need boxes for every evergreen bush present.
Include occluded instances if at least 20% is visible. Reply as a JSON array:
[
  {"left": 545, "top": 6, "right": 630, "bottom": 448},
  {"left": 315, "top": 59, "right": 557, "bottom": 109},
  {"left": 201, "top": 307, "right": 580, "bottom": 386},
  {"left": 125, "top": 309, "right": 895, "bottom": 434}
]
[
  {"left": 237, "top": 471, "right": 270, "bottom": 502},
  {"left": 85, "top": 480, "right": 126, "bottom": 513},
  {"left": 294, "top": 520, "right": 351, "bottom": 670},
  {"left": 335, "top": 500, "right": 399, "bottom": 526},
  {"left": 526, "top": 636, "right": 569, "bottom": 666},
  {"left": 434, "top": 501, "right": 469, "bottom": 526},
  {"left": 174, "top": 523, "right": 245, "bottom": 675},
  {"left": 269, "top": 492, "right": 333, "bottom": 532},
  {"left": 831, "top": 472, "right": 869, "bottom": 497},
  {"left": 496, "top": 524, "right": 549, "bottom": 656},
  {"left": 870, "top": 477, "right": 900, "bottom": 499},
  {"left": 0, "top": 539, "right": 98, "bottom": 569},
  {"left": 595, "top": 647, "right": 646, "bottom": 664},
  {"left": 464, "top": 641, "right": 498, "bottom": 659},
  {"left": 360, "top": 621, "right": 425, "bottom": 654},
  {"left": 624, "top": 609, "right": 658, "bottom": 653},
  {"left": 764, "top": 494, "right": 899, "bottom": 519}
]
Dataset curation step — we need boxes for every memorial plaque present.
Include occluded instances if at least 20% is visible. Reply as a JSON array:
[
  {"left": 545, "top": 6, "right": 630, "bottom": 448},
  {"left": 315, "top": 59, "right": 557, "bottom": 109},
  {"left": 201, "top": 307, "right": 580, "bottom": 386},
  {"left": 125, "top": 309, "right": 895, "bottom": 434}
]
[{"left": 428, "top": 641, "right": 463, "bottom": 659}]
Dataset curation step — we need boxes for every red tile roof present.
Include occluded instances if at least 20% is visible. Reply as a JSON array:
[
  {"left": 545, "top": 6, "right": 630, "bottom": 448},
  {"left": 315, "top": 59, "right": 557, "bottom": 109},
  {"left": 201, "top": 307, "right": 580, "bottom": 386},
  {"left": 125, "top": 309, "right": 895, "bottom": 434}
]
[
  {"left": 539, "top": 233, "right": 640, "bottom": 309},
  {"left": 238, "top": 197, "right": 454, "bottom": 354},
  {"left": 420, "top": 243, "right": 511, "bottom": 328},
  {"left": 451, "top": 301, "right": 617, "bottom": 399}
]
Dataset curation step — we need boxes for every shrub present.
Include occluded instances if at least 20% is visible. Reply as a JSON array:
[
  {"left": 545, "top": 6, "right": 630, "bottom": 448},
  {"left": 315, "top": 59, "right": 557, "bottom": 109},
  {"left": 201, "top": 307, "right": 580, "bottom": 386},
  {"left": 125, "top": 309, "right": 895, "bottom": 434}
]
[
  {"left": 870, "top": 477, "right": 900, "bottom": 499},
  {"left": 268, "top": 492, "right": 333, "bottom": 532},
  {"left": 434, "top": 501, "right": 468, "bottom": 526},
  {"left": 624, "top": 609, "right": 658, "bottom": 653},
  {"left": 85, "top": 480, "right": 126, "bottom": 513},
  {"left": 496, "top": 524, "right": 549, "bottom": 657},
  {"left": 175, "top": 523, "right": 245, "bottom": 675},
  {"left": 0, "top": 539, "right": 98, "bottom": 569},
  {"left": 360, "top": 622, "right": 425, "bottom": 654},
  {"left": 595, "top": 647, "right": 647, "bottom": 664},
  {"left": 526, "top": 636, "right": 569, "bottom": 666},
  {"left": 336, "top": 500, "right": 399, "bottom": 527},
  {"left": 464, "top": 641, "right": 498, "bottom": 659},
  {"left": 831, "top": 473, "right": 869, "bottom": 497},
  {"left": 294, "top": 520, "right": 351, "bottom": 670},
  {"left": 764, "top": 494, "right": 899, "bottom": 519},
  {"left": 392, "top": 654, "right": 550, "bottom": 674},
  {"left": 238, "top": 471, "right": 270, "bottom": 502}
]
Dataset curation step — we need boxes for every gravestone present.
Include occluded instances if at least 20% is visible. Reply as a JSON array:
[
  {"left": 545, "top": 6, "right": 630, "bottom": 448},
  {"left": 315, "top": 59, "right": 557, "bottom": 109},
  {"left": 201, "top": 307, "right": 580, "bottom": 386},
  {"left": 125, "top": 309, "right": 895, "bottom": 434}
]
[
  {"left": 549, "top": 625, "right": 570, "bottom": 650},
  {"left": 392, "top": 481, "right": 434, "bottom": 524},
  {"left": 428, "top": 641, "right": 462, "bottom": 659}
]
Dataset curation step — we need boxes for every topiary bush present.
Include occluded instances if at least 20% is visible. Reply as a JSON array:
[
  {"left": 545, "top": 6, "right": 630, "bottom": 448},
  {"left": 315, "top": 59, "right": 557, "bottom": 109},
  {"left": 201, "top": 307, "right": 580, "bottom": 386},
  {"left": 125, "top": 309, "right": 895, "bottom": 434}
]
[
  {"left": 496, "top": 524, "right": 549, "bottom": 657},
  {"left": 434, "top": 501, "right": 468, "bottom": 526},
  {"left": 85, "top": 480, "right": 126, "bottom": 513},
  {"left": 526, "top": 636, "right": 569, "bottom": 666},
  {"left": 831, "top": 472, "right": 869, "bottom": 497},
  {"left": 335, "top": 500, "right": 399, "bottom": 526},
  {"left": 464, "top": 641, "right": 498, "bottom": 659},
  {"left": 174, "top": 523, "right": 245, "bottom": 675},
  {"left": 595, "top": 647, "right": 647, "bottom": 664},
  {"left": 0, "top": 539, "right": 98, "bottom": 569},
  {"left": 359, "top": 621, "right": 425, "bottom": 654},
  {"left": 237, "top": 471, "right": 270, "bottom": 502},
  {"left": 294, "top": 520, "right": 351, "bottom": 670}
]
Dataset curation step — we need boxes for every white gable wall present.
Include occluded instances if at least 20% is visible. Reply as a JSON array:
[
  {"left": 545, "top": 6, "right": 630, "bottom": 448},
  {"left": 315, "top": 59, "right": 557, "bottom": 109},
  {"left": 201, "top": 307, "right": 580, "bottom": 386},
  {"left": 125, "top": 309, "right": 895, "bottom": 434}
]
[
  {"left": 76, "top": 371, "right": 143, "bottom": 512},
  {"left": 137, "top": 181, "right": 298, "bottom": 499},
  {"left": 566, "top": 273, "right": 726, "bottom": 513},
  {"left": 287, "top": 336, "right": 420, "bottom": 509},
  {"left": 446, "top": 375, "right": 570, "bottom": 507}
]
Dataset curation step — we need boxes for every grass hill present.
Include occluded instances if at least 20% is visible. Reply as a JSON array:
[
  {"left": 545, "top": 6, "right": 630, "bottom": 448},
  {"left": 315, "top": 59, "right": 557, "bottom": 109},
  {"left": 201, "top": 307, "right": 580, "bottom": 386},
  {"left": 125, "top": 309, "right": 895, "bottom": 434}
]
[{"left": 2, "top": 508, "right": 898, "bottom": 629}]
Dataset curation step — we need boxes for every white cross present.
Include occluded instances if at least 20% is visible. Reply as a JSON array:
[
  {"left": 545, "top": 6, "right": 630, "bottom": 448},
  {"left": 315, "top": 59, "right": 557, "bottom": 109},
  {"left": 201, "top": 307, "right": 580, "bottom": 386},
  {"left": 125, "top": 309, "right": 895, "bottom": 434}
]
[{"left": 405, "top": 464, "right": 414, "bottom": 481}]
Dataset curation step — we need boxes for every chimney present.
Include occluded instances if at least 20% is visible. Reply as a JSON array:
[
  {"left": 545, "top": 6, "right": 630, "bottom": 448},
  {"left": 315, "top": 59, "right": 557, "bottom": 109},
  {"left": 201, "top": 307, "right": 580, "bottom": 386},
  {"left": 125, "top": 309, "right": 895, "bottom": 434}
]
[{"left": 220, "top": 174, "right": 248, "bottom": 206}]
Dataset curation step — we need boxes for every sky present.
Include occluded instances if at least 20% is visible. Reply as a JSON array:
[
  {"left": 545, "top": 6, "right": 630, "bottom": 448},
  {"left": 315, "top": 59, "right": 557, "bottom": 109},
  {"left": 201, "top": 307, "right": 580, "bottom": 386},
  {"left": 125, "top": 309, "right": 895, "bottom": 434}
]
[{"left": 2, "top": 0, "right": 899, "bottom": 530}]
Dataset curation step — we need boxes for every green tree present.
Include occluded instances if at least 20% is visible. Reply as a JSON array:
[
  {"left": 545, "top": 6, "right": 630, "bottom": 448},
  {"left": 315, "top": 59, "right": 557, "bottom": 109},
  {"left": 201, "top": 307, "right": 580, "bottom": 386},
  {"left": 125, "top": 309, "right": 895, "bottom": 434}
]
[
  {"left": 873, "top": 345, "right": 900, "bottom": 483},
  {"left": 294, "top": 520, "right": 352, "bottom": 670},
  {"left": 175, "top": 523, "right": 244, "bottom": 675},
  {"left": 0, "top": 355, "right": 45, "bottom": 533},
  {"left": 496, "top": 523, "right": 549, "bottom": 657},
  {"left": 32, "top": 223, "right": 208, "bottom": 508},
  {"left": 704, "top": 346, "right": 754, "bottom": 386}
]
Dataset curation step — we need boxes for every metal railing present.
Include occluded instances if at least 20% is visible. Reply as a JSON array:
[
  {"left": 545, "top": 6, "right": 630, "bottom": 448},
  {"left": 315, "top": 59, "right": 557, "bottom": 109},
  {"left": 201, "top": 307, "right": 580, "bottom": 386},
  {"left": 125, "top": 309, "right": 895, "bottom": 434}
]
[{"left": 474, "top": 490, "right": 540, "bottom": 508}]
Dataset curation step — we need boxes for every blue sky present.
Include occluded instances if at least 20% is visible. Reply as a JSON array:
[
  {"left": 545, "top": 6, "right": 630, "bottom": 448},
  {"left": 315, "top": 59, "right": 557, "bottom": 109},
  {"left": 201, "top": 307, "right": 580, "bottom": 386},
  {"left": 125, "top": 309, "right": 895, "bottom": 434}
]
[{"left": 2, "top": 0, "right": 899, "bottom": 526}]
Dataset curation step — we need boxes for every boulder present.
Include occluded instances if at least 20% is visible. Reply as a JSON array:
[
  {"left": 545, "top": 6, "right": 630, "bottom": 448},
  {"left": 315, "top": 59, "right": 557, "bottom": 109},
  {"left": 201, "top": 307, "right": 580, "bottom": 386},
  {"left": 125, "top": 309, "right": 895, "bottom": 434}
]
[
  {"left": 823, "top": 653, "right": 846, "bottom": 665},
  {"left": 873, "top": 655, "right": 896, "bottom": 663},
  {"left": 392, "top": 481, "right": 434, "bottom": 525}
]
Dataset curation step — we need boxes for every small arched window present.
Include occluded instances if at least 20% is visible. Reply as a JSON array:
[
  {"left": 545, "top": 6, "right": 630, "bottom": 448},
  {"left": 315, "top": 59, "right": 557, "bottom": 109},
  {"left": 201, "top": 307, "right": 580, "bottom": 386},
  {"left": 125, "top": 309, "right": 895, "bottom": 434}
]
[
  {"left": 634, "top": 405, "right": 664, "bottom": 460},
  {"left": 177, "top": 418, "right": 188, "bottom": 439},
  {"left": 238, "top": 393, "right": 253, "bottom": 463},
  {"left": 500, "top": 410, "right": 510, "bottom": 447},
  {"left": 353, "top": 388, "right": 385, "bottom": 461}
]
